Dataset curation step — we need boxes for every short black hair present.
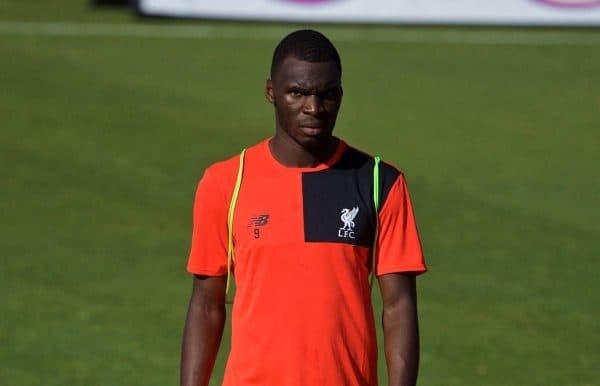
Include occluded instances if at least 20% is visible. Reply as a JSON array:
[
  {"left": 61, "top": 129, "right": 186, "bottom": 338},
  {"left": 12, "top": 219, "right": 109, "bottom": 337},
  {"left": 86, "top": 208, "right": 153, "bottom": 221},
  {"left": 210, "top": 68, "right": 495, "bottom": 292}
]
[{"left": 270, "top": 29, "right": 341, "bottom": 79}]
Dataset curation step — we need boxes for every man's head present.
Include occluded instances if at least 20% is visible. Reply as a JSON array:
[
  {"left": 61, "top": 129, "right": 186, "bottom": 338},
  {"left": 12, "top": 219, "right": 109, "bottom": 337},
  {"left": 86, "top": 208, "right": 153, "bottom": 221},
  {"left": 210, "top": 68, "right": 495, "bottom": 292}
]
[{"left": 266, "top": 30, "right": 343, "bottom": 151}]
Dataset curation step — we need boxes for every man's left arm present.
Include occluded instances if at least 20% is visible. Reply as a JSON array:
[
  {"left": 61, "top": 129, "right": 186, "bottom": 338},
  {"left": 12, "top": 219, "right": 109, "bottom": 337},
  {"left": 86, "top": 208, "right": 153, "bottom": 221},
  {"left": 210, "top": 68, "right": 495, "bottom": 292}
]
[{"left": 379, "top": 272, "right": 420, "bottom": 386}]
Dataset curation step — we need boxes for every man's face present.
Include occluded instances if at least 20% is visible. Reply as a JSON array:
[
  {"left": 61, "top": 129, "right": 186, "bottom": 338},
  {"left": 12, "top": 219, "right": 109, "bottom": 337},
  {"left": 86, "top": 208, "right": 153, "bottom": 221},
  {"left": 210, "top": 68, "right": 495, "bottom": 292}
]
[{"left": 266, "top": 56, "right": 343, "bottom": 149}]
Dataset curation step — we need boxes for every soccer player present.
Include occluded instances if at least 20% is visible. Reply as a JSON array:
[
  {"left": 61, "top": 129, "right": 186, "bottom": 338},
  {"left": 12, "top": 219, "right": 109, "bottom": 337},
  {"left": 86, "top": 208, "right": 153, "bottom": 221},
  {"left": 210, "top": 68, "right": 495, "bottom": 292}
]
[{"left": 180, "top": 29, "right": 427, "bottom": 386}]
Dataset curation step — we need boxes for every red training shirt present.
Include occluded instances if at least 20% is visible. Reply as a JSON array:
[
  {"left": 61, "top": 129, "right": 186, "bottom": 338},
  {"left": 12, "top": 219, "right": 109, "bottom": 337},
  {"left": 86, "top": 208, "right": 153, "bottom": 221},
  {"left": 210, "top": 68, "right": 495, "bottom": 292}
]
[{"left": 187, "top": 138, "right": 426, "bottom": 386}]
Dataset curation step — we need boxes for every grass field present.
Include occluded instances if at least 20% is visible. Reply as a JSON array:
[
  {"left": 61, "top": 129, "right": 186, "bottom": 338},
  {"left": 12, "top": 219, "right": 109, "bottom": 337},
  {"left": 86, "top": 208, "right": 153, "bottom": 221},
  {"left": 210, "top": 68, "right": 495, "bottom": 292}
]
[{"left": 1, "top": 2, "right": 599, "bottom": 385}]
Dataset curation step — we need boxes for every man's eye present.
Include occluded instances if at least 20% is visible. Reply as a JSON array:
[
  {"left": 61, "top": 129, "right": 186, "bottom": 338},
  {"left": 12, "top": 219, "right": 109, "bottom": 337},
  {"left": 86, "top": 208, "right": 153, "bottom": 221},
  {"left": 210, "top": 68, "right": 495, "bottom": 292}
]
[
  {"left": 290, "top": 90, "right": 303, "bottom": 96},
  {"left": 321, "top": 89, "right": 339, "bottom": 100}
]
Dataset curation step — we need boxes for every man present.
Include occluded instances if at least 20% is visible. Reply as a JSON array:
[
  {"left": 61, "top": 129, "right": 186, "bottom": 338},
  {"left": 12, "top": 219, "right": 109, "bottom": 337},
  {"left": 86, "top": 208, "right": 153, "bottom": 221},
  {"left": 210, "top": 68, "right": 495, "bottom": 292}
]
[{"left": 181, "top": 29, "right": 427, "bottom": 386}]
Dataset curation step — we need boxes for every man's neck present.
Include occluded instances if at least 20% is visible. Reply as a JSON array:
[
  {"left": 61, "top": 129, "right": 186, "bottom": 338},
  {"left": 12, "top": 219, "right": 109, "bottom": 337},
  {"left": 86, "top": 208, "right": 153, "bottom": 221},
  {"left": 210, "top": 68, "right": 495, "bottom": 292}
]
[{"left": 269, "top": 133, "right": 338, "bottom": 168}]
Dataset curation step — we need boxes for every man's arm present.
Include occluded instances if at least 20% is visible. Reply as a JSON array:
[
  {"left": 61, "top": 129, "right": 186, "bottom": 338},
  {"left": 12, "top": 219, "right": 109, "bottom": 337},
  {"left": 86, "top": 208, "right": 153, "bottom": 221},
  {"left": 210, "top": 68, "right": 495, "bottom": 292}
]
[
  {"left": 379, "top": 272, "right": 420, "bottom": 386},
  {"left": 180, "top": 275, "right": 227, "bottom": 386}
]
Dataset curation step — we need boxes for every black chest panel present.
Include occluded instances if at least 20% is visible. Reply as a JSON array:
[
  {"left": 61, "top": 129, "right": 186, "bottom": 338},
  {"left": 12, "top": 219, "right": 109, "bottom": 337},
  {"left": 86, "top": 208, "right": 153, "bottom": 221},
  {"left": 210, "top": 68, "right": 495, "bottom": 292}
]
[{"left": 301, "top": 147, "right": 400, "bottom": 247}]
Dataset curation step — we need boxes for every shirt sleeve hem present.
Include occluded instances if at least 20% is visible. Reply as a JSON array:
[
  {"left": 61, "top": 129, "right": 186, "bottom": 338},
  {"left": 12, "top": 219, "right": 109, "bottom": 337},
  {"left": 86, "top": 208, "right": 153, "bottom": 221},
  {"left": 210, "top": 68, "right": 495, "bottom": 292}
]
[
  {"left": 186, "top": 266, "right": 227, "bottom": 276},
  {"left": 376, "top": 264, "right": 428, "bottom": 277}
]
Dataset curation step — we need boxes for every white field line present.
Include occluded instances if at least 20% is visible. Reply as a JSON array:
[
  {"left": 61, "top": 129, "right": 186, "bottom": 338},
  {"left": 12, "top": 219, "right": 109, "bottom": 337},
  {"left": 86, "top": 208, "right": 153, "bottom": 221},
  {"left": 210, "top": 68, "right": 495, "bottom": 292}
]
[{"left": 0, "top": 21, "right": 599, "bottom": 46}]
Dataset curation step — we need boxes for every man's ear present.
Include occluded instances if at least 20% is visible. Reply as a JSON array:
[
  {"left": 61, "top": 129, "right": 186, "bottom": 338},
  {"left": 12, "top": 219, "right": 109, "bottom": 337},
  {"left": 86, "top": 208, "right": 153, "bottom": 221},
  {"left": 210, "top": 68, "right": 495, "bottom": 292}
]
[{"left": 265, "top": 79, "right": 274, "bottom": 104}]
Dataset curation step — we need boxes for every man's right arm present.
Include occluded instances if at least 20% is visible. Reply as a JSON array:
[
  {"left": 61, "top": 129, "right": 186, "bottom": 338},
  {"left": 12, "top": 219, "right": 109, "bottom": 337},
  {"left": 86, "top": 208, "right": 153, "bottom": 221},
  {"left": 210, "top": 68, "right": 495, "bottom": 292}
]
[{"left": 180, "top": 274, "right": 227, "bottom": 386}]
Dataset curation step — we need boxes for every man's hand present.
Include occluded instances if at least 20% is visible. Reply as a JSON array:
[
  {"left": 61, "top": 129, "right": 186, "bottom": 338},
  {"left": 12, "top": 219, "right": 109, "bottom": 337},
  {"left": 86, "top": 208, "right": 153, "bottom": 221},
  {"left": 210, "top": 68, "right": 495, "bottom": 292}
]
[
  {"left": 180, "top": 275, "right": 227, "bottom": 386},
  {"left": 379, "top": 273, "right": 420, "bottom": 386}
]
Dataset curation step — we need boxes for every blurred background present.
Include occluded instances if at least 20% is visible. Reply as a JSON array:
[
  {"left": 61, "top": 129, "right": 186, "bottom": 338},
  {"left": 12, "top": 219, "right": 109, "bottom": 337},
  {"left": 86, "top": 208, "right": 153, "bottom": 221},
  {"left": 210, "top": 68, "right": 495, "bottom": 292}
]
[{"left": 1, "top": 1, "right": 599, "bottom": 385}]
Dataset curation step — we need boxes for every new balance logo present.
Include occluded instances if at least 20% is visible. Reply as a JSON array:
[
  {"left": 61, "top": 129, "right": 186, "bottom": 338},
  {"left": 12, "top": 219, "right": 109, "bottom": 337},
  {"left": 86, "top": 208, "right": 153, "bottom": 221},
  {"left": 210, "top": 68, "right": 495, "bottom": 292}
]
[
  {"left": 248, "top": 214, "right": 270, "bottom": 227},
  {"left": 248, "top": 214, "right": 270, "bottom": 239},
  {"left": 338, "top": 206, "right": 359, "bottom": 239}
]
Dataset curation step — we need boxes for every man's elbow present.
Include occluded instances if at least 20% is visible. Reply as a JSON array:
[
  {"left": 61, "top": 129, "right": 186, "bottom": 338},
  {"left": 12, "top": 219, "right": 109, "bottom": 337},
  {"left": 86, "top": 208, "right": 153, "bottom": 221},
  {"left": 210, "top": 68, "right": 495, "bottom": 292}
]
[
  {"left": 383, "top": 293, "right": 417, "bottom": 320},
  {"left": 189, "top": 297, "right": 225, "bottom": 323}
]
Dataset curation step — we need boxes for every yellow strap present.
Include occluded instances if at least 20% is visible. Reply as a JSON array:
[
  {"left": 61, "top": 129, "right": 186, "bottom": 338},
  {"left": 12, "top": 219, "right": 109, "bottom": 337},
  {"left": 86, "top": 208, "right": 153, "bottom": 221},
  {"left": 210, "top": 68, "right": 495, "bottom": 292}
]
[
  {"left": 369, "top": 156, "right": 381, "bottom": 289},
  {"left": 226, "top": 149, "right": 246, "bottom": 298}
]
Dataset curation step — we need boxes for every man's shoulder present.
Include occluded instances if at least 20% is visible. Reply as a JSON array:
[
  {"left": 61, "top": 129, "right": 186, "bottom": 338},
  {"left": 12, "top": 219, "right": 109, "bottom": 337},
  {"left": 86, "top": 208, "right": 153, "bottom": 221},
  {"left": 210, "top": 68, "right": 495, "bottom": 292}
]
[
  {"left": 337, "top": 141, "right": 405, "bottom": 209},
  {"left": 204, "top": 139, "right": 266, "bottom": 177},
  {"left": 339, "top": 141, "right": 403, "bottom": 181}
]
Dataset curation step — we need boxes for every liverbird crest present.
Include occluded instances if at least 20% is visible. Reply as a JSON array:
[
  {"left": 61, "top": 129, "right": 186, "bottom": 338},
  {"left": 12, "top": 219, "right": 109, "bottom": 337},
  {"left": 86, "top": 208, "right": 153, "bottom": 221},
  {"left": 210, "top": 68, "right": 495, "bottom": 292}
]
[{"left": 340, "top": 206, "right": 359, "bottom": 231}]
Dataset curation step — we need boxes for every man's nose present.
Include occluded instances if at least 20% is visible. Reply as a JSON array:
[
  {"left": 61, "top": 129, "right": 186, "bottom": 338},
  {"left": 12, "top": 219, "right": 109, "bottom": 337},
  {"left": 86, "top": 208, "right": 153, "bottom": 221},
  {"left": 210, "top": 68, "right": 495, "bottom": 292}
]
[{"left": 303, "top": 95, "right": 324, "bottom": 115}]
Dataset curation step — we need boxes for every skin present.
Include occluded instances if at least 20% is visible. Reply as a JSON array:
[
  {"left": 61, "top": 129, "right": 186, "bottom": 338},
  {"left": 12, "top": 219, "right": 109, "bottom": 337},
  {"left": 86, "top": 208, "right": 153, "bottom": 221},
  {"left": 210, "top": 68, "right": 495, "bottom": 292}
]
[
  {"left": 180, "top": 53, "right": 421, "bottom": 386},
  {"left": 180, "top": 275, "right": 226, "bottom": 386},
  {"left": 379, "top": 273, "right": 421, "bottom": 386},
  {"left": 266, "top": 56, "right": 343, "bottom": 168}
]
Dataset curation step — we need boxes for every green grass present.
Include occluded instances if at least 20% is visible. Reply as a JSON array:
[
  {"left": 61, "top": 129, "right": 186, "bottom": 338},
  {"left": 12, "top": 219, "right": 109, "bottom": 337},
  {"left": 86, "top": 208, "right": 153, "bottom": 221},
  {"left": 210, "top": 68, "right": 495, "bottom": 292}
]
[{"left": 1, "top": 2, "right": 599, "bottom": 386}]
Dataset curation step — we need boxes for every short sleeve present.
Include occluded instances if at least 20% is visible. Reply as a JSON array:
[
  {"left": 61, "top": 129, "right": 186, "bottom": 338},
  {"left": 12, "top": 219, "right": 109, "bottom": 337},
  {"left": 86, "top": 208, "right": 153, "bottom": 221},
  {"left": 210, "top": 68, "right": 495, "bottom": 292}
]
[
  {"left": 376, "top": 173, "right": 427, "bottom": 276},
  {"left": 186, "top": 166, "right": 228, "bottom": 276}
]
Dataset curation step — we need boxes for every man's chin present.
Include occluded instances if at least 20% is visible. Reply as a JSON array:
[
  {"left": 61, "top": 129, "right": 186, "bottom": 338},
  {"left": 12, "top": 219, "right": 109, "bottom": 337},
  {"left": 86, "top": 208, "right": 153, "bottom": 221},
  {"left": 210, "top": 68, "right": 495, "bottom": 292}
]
[
  {"left": 274, "top": 126, "right": 334, "bottom": 149},
  {"left": 298, "top": 132, "right": 335, "bottom": 151}
]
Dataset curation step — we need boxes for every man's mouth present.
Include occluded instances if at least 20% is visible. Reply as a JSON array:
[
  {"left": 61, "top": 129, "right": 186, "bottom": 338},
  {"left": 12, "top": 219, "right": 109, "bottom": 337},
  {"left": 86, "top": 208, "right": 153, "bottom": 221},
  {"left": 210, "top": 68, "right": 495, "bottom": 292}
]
[
  {"left": 299, "top": 123, "right": 326, "bottom": 136},
  {"left": 300, "top": 126, "right": 324, "bottom": 136}
]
